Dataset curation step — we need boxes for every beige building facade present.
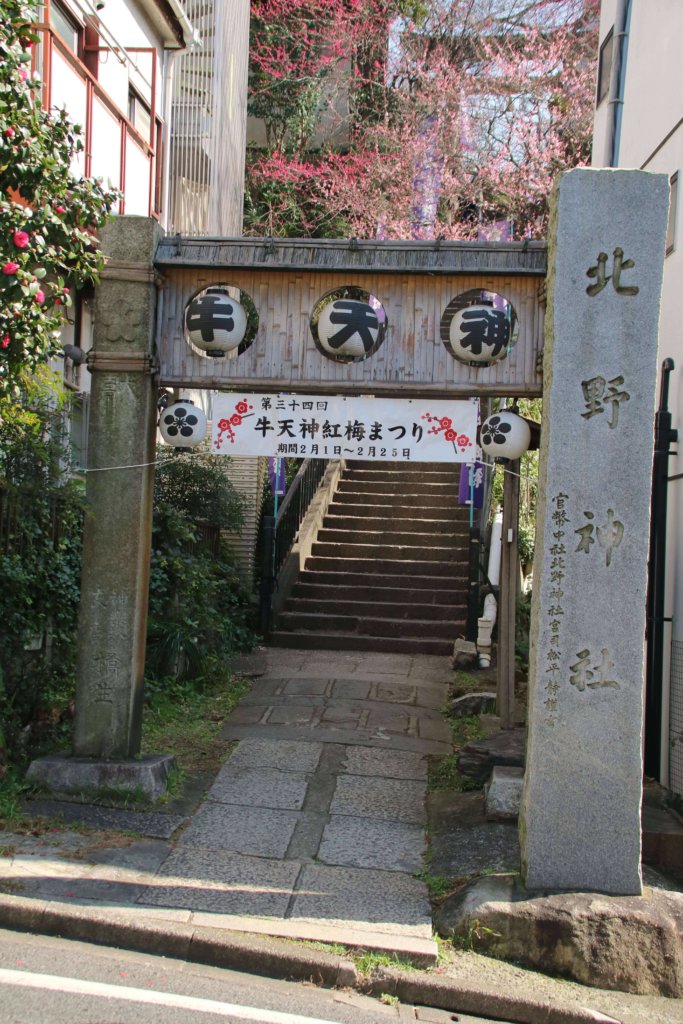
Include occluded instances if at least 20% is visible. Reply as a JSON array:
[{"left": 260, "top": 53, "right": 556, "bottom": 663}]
[{"left": 593, "top": 0, "right": 683, "bottom": 794}]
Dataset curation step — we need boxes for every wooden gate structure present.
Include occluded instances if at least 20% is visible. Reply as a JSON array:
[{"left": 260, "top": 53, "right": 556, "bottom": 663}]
[
  {"left": 154, "top": 236, "right": 546, "bottom": 397},
  {"left": 154, "top": 235, "right": 548, "bottom": 728}
]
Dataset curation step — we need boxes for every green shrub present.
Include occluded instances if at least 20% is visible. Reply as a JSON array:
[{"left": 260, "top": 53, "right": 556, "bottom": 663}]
[
  {"left": 0, "top": 371, "right": 84, "bottom": 764},
  {"left": 146, "top": 448, "right": 258, "bottom": 686}
]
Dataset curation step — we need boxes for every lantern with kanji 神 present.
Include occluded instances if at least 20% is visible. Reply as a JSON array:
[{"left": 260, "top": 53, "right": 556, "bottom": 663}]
[
  {"left": 185, "top": 287, "right": 248, "bottom": 357},
  {"left": 449, "top": 303, "right": 511, "bottom": 365},
  {"left": 159, "top": 400, "right": 207, "bottom": 448},
  {"left": 480, "top": 410, "right": 531, "bottom": 462}
]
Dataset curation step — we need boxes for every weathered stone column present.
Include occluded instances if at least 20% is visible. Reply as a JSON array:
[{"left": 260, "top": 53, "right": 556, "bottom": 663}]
[
  {"left": 519, "top": 170, "right": 669, "bottom": 895},
  {"left": 71, "top": 217, "right": 161, "bottom": 760}
]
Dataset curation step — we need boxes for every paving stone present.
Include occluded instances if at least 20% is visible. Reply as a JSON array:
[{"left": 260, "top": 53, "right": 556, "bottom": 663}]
[
  {"left": 82, "top": 840, "right": 172, "bottom": 872},
  {"left": 289, "top": 863, "right": 432, "bottom": 936},
  {"left": 318, "top": 815, "right": 425, "bottom": 873},
  {"left": 417, "top": 716, "right": 452, "bottom": 743},
  {"left": 206, "top": 767, "right": 309, "bottom": 810},
  {"left": 342, "top": 747, "right": 428, "bottom": 781},
  {"left": 227, "top": 706, "right": 268, "bottom": 726},
  {"left": 365, "top": 709, "right": 414, "bottom": 736},
  {"left": 23, "top": 800, "right": 186, "bottom": 840},
  {"left": 282, "top": 678, "right": 331, "bottom": 696},
  {"left": 141, "top": 849, "right": 300, "bottom": 917},
  {"left": 428, "top": 823, "right": 520, "bottom": 879},
  {"left": 330, "top": 775, "right": 425, "bottom": 824},
  {"left": 178, "top": 803, "right": 300, "bottom": 858},
  {"left": 320, "top": 706, "right": 364, "bottom": 727},
  {"left": 371, "top": 682, "right": 416, "bottom": 705},
  {"left": 329, "top": 679, "right": 372, "bottom": 701},
  {"left": 225, "top": 739, "right": 323, "bottom": 773},
  {"left": 266, "top": 707, "right": 319, "bottom": 727}
]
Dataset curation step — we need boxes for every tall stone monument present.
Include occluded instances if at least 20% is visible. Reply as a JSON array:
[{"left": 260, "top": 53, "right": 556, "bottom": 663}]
[{"left": 520, "top": 169, "right": 670, "bottom": 895}]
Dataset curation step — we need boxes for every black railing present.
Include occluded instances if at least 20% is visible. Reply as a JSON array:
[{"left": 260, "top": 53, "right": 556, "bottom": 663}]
[{"left": 259, "top": 458, "right": 329, "bottom": 633}]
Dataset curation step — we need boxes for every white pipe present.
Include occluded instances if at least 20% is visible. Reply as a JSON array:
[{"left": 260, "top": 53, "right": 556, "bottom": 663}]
[{"left": 477, "top": 510, "right": 503, "bottom": 667}]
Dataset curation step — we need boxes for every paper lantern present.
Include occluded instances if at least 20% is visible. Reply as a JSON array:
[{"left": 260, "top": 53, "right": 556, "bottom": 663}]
[
  {"left": 159, "top": 401, "right": 207, "bottom": 448},
  {"left": 449, "top": 304, "right": 511, "bottom": 365},
  {"left": 480, "top": 411, "right": 531, "bottom": 462},
  {"left": 185, "top": 289, "right": 247, "bottom": 357},
  {"left": 317, "top": 298, "right": 380, "bottom": 358}
]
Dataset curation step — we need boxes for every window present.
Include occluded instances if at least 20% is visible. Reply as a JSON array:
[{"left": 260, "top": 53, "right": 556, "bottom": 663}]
[
  {"left": 597, "top": 28, "right": 614, "bottom": 105},
  {"left": 667, "top": 172, "right": 678, "bottom": 256},
  {"left": 128, "top": 88, "right": 151, "bottom": 142},
  {"left": 51, "top": 0, "right": 81, "bottom": 53}
]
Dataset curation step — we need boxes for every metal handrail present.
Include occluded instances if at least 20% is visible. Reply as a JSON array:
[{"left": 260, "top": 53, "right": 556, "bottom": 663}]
[{"left": 259, "top": 458, "right": 328, "bottom": 633}]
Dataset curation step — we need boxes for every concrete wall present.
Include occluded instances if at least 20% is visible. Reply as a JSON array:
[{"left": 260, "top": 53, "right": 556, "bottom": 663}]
[{"left": 592, "top": 0, "right": 683, "bottom": 790}]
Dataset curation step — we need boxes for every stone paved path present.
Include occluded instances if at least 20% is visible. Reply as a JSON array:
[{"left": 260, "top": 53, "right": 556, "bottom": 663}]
[
  {"left": 1, "top": 649, "right": 452, "bottom": 963},
  {"left": 135, "top": 648, "right": 451, "bottom": 961}
]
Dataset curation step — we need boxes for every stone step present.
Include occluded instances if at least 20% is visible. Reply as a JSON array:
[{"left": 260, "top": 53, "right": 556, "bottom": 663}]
[
  {"left": 317, "top": 528, "right": 469, "bottom": 548},
  {"left": 344, "top": 460, "right": 459, "bottom": 475},
  {"left": 329, "top": 492, "right": 463, "bottom": 510},
  {"left": 337, "top": 480, "right": 458, "bottom": 498},
  {"left": 323, "top": 513, "right": 468, "bottom": 534},
  {"left": 268, "top": 630, "right": 453, "bottom": 655},
  {"left": 310, "top": 541, "right": 464, "bottom": 562},
  {"left": 294, "top": 581, "right": 464, "bottom": 602},
  {"left": 295, "top": 570, "right": 467, "bottom": 590},
  {"left": 325, "top": 501, "right": 464, "bottom": 524},
  {"left": 284, "top": 597, "right": 466, "bottom": 620},
  {"left": 277, "top": 611, "right": 462, "bottom": 640},
  {"left": 305, "top": 556, "right": 468, "bottom": 576},
  {"left": 344, "top": 469, "right": 461, "bottom": 485}
]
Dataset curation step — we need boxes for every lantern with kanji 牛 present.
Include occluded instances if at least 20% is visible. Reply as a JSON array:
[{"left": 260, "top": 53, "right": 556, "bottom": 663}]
[
  {"left": 159, "top": 400, "right": 207, "bottom": 448},
  {"left": 185, "top": 287, "right": 248, "bottom": 357},
  {"left": 480, "top": 410, "right": 531, "bottom": 462}
]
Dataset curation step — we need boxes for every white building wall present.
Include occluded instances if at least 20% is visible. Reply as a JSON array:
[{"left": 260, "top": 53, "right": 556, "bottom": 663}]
[{"left": 593, "top": 0, "right": 683, "bottom": 791}]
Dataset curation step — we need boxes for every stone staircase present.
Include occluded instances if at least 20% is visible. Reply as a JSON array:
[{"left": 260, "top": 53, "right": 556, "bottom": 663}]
[{"left": 270, "top": 461, "right": 471, "bottom": 654}]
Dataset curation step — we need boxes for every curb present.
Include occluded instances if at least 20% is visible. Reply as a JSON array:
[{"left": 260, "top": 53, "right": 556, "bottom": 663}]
[{"left": 0, "top": 896, "right": 619, "bottom": 1024}]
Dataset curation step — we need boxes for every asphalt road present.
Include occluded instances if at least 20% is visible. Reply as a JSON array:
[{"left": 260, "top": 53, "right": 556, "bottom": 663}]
[{"left": 0, "top": 928, "right": 506, "bottom": 1024}]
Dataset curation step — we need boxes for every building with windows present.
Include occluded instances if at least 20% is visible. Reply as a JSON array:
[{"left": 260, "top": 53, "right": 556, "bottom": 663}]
[{"left": 592, "top": 0, "right": 683, "bottom": 796}]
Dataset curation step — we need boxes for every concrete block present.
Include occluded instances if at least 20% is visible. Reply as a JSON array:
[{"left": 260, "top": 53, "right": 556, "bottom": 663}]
[
  {"left": 485, "top": 766, "right": 524, "bottom": 820},
  {"left": 25, "top": 754, "right": 175, "bottom": 802}
]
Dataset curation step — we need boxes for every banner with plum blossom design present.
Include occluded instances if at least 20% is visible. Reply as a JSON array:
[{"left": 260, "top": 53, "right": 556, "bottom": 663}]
[{"left": 211, "top": 394, "right": 479, "bottom": 463}]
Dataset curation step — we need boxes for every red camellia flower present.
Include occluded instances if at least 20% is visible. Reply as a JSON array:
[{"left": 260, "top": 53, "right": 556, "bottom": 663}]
[
  {"left": 35, "top": 289, "right": 45, "bottom": 304},
  {"left": 2, "top": 262, "right": 19, "bottom": 275},
  {"left": 1, "top": 335, "right": 10, "bottom": 349},
  {"left": 18, "top": 68, "right": 28, "bottom": 82},
  {"left": 3, "top": 127, "right": 15, "bottom": 139},
  {"left": 55, "top": 205, "right": 66, "bottom": 214},
  {"left": 12, "top": 230, "right": 30, "bottom": 249}
]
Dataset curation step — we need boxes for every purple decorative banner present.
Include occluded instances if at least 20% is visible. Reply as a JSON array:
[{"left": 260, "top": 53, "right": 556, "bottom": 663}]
[
  {"left": 458, "top": 461, "right": 485, "bottom": 508},
  {"left": 268, "top": 457, "right": 286, "bottom": 496}
]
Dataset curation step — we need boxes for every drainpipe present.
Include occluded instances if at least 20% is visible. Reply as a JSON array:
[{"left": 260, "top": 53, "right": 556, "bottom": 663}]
[
  {"left": 477, "top": 510, "right": 502, "bottom": 668},
  {"left": 608, "top": 0, "right": 633, "bottom": 167},
  {"left": 160, "top": 47, "right": 178, "bottom": 233}
]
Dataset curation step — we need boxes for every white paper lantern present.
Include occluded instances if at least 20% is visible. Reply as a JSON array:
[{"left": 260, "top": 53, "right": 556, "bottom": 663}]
[
  {"left": 480, "top": 411, "right": 531, "bottom": 462},
  {"left": 449, "top": 304, "right": 511, "bottom": 365},
  {"left": 159, "top": 401, "right": 207, "bottom": 448},
  {"left": 317, "top": 298, "right": 380, "bottom": 358},
  {"left": 185, "top": 289, "right": 248, "bottom": 357}
]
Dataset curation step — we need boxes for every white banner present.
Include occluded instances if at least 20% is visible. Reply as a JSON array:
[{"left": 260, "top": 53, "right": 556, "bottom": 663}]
[{"left": 211, "top": 394, "right": 479, "bottom": 462}]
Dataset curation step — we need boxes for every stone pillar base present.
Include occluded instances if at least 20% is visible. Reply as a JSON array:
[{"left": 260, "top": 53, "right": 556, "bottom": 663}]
[{"left": 26, "top": 753, "right": 175, "bottom": 802}]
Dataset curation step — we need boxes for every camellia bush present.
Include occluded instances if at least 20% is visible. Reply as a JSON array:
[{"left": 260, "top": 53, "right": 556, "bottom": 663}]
[{"left": 0, "top": 0, "right": 119, "bottom": 395}]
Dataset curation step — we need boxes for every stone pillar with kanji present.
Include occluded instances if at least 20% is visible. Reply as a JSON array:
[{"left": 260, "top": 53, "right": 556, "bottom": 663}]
[{"left": 519, "top": 169, "right": 670, "bottom": 895}]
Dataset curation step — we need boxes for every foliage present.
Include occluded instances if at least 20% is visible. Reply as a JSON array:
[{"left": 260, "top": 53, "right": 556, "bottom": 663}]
[
  {"left": 515, "top": 589, "right": 532, "bottom": 672},
  {"left": 245, "top": 0, "right": 599, "bottom": 239},
  {"left": 142, "top": 670, "right": 251, "bottom": 778},
  {"left": 0, "top": 369, "right": 84, "bottom": 767},
  {"left": 146, "top": 449, "right": 257, "bottom": 684},
  {"left": 0, "top": 0, "right": 118, "bottom": 396}
]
